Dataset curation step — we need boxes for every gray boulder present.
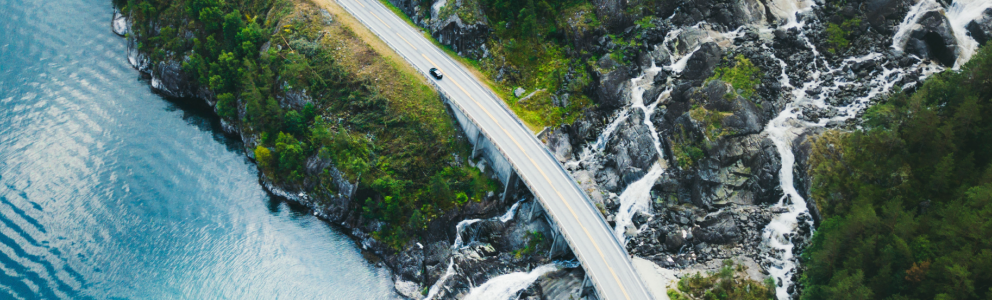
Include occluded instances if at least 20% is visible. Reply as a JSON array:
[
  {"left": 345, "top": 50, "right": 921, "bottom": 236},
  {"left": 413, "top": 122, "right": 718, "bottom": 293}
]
[
  {"left": 905, "top": 11, "right": 958, "bottom": 67},
  {"left": 691, "top": 211, "right": 741, "bottom": 244},
  {"left": 594, "top": 64, "right": 636, "bottom": 108},
  {"left": 603, "top": 112, "right": 659, "bottom": 191},
  {"left": 682, "top": 42, "right": 723, "bottom": 80},
  {"left": 967, "top": 8, "right": 992, "bottom": 46},
  {"left": 429, "top": 0, "right": 490, "bottom": 59}
]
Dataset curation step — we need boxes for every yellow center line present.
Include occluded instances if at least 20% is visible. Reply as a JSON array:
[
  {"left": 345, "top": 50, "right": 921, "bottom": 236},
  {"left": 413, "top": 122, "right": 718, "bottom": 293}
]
[
  {"left": 369, "top": 11, "right": 390, "bottom": 28},
  {"left": 396, "top": 33, "right": 417, "bottom": 50},
  {"left": 420, "top": 53, "right": 633, "bottom": 300},
  {"left": 356, "top": 0, "right": 365, "bottom": 7}
]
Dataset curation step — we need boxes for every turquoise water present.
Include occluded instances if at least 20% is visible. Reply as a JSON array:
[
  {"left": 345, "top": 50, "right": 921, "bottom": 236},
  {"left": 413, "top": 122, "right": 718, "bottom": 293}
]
[{"left": 0, "top": 0, "right": 398, "bottom": 298}]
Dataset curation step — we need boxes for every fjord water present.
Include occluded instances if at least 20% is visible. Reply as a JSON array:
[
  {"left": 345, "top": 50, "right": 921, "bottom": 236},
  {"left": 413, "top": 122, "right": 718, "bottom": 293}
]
[{"left": 0, "top": 0, "right": 398, "bottom": 298}]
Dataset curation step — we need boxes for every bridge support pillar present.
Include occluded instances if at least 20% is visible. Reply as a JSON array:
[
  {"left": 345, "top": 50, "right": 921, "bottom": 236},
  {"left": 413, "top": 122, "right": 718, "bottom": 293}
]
[
  {"left": 501, "top": 170, "right": 518, "bottom": 204},
  {"left": 580, "top": 273, "right": 600, "bottom": 300},
  {"left": 528, "top": 199, "right": 540, "bottom": 221},
  {"left": 471, "top": 132, "right": 483, "bottom": 159}
]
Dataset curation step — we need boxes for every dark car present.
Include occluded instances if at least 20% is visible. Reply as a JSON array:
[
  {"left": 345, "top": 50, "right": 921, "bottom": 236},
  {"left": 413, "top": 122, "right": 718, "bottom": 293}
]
[{"left": 429, "top": 67, "right": 443, "bottom": 80}]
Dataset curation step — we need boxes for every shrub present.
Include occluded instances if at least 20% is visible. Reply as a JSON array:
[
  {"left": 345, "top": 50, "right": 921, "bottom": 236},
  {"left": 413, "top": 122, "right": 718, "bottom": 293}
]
[
  {"left": 707, "top": 55, "right": 761, "bottom": 99},
  {"left": 254, "top": 145, "right": 273, "bottom": 172}
]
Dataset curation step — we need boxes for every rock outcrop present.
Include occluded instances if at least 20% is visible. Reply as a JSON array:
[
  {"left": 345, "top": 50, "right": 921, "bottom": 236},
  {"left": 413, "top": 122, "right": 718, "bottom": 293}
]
[
  {"left": 968, "top": 8, "right": 992, "bottom": 46},
  {"left": 905, "top": 11, "right": 959, "bottom": 67}
]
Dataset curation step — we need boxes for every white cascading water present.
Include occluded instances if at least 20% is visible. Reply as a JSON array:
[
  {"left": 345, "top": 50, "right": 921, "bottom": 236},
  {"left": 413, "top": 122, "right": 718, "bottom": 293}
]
[
  {"left": 499, "top": 200, "right": 522, "bottom": 222},
  {"left": 453, "top": 199, "right": 523, "bottom": 249},
  {"left": 614, "top": 163, "right": 666, "bottom": 242},
  {"left": 451, "top": 219, "right": 483, "bottom": 250},
  {"left": 561, "top": 0, "right": 990, "bottom": 297},
  {"left": 424, "top": 258, "right": 456, "bottom": 300},
  {"left": 757, "top": 0, "right": 990, "bottom": 297},
  {"left": 612, "top": 63, "right": 670, "bottom": 243},
  {"left": 892, "top": 0, "right": 992, "bottom": 69},
  {"left": 462, "top": 264, "right": 558, "bottom": 300}
]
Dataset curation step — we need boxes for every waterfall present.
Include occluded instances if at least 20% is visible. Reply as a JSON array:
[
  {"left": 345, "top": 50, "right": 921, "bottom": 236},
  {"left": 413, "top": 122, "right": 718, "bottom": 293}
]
[
  {"left": 462, "top": 264, "right": 559, "bottom": 300},
  {"left": 614, "top": 163, "right": 666, "bottom": 243},
  {"left": 499, "top": 201, "right": 522, "bottom": 222},
  {"left": 451, "top": 219, "right": 483, "bottom": 250},
  {"left": 761, "top": 105, "right": 812, "bottom": 300},
  {"left": 424, "top": 258, "right": 456, "bottom": 300},
  {"left": 452, "top": 199, "right": 524, "bottom": 250},
  {"left": 766, "top": 0, "right": 815, "bottom": 27},
  {"left": 945, "top": 0, "right": 992, "bottom": 68},
  {"left": 754, "top": 1, "right": 991, "bottom": 296},
  {"left": 611, "top": 68, "right": 671, "bottom": 244},
  {"left": 892, "top": 0, "right": 992, "bottom": 69}
]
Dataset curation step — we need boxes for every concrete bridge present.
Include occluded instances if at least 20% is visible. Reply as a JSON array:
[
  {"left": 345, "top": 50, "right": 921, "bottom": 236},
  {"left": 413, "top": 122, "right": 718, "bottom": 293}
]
[{"left": 332, "top": 0, "right": 655, "bottom": 298}]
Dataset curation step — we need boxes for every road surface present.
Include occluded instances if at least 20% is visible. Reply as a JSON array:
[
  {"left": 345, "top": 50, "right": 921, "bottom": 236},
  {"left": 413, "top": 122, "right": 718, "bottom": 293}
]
[{"left": 331, "top": 0, "right": 655, "bottom": 299}]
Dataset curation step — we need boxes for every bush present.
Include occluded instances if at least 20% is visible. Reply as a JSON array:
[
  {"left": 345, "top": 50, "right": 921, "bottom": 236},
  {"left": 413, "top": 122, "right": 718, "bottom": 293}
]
[
  {"left": 254, "top": 145, "right": 273, "bottom": 172},
  {"left": 669, "top": 260, "right": 775, "bottom": 300},
  {"left": 825, "top": 18, "right": 860, "bottom": 53},
  {"left": 216, "top": 92, "right": 237, "bottom": 119},
  {"left": 707, "top": 55, "right": 761, "bottom": 99},
  {"left": 275, "top": 132, "right": 304, "bottom": 178}
]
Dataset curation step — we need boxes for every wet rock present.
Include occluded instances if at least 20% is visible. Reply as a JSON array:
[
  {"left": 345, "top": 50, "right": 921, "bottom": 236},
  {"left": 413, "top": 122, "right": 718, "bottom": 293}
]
[
  {"left": 905, "top": 11, "right": 958, "bottom": 67},
  {"left": 864, "top": 0, "right": 913, "bottom": 32},
  {"left": 603, "top": 112, "right": 659, "bottom": 190},
  {"left": 692, "top": 211, "right": 741, "bottom": 244},
  {"left": 666, "top": 229, "right": 688, "bottom": 251},
  {"left": 112, "top": 9, "right": 128, "bottom": 36},
  {"left": 595, "top": 64, "right": 637, "bottom": 108},
  {"left": 150, "top": 60, "right": 193, "bottom": 98},
  {"left": 682, "top": 42, "right": 723, "bottom": 80},
  {"left": 967, "top": 8, "right": 992, "bottom": 46},
  {"left": 538, "top": 268, "right": 585, "bottom": 300}
]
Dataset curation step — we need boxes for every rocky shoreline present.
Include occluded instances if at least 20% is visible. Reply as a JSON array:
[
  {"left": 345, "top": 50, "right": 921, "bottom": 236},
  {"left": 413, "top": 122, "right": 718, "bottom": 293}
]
[{"left": 112, "top": 6, "right": 588, "bottom": 299}]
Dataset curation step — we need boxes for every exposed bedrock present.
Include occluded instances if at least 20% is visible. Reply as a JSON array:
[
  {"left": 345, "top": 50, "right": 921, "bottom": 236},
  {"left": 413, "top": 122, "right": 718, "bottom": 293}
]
[
  {"left": 968, "top": 8, "right": 992, "bottom": 46},
  {"left": 905, "top": 11, "right": 959, "bottom": 67}
]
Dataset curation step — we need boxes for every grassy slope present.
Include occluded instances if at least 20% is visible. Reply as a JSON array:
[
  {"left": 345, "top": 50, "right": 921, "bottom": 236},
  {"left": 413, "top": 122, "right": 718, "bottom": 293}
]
[{"left": 122, "top": 0, "right": 497, "bottom": 250}]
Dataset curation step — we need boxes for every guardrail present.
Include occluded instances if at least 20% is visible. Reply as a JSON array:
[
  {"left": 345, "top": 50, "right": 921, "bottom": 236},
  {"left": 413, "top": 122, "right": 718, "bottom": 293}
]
[{"left": 335, "top": 1, "right": 637, "bottom": 298}]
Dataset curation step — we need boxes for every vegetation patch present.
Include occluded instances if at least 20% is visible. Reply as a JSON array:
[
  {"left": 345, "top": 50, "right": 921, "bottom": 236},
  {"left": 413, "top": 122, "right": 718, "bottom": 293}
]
[
  {"left": 802, "top": 45, "right": 992, "bottom": 299},
  {"left": 707, "top": 55, "right": 761, "bottom": 99},
  {"left": 669, "top": 124, "right": 705, "bottom": 169},
  {"left": 513, "top": 231, "right": 546, "bottom": 258},
  {"left": 689, "top": 104, "right": 735, "bottom": 142},
  {"left": 825, "top": 18, "right": 861, "bottom": 54},
  {"left": 121, "top": 0, "right": 497, "bottom": 250},
  {"left": 667, "top": 260, "right": 776, "bottom": 300},
  {"left": 438, "top": 0, "right": 484, "bottom": 24}
]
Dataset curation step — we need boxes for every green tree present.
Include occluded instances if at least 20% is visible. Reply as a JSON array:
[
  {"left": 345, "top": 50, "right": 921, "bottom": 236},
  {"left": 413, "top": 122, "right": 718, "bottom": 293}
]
[
  {"left": 275, "top": 132, "right": 304, "bottom": 181},
  {"left": 254, "top": 145, "right": 273, "bottom": 172},
  {"left": 216, "top": 92, "right": 237, "bottom": 119}
]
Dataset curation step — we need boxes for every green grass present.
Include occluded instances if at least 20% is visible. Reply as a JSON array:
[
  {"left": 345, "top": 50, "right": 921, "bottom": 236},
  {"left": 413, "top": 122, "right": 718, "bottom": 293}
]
[
  {"left": 707, "top": 55, "right": 761, "bottom": 99},
  {"left": 377, "top": 0, "right": 599, "bottom": 130}
]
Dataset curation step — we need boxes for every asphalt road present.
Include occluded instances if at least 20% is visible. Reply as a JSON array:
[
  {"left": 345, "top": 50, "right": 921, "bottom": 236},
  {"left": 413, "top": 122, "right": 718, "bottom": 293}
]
[{"left": 331, "top": 0, "right": 655, "bottom": 299}]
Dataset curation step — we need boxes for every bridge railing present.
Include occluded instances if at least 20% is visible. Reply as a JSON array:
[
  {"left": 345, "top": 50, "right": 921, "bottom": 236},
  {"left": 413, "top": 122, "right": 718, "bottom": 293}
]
[{"left": 336, "top": 1, "right": 636, "bottom": 299}]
